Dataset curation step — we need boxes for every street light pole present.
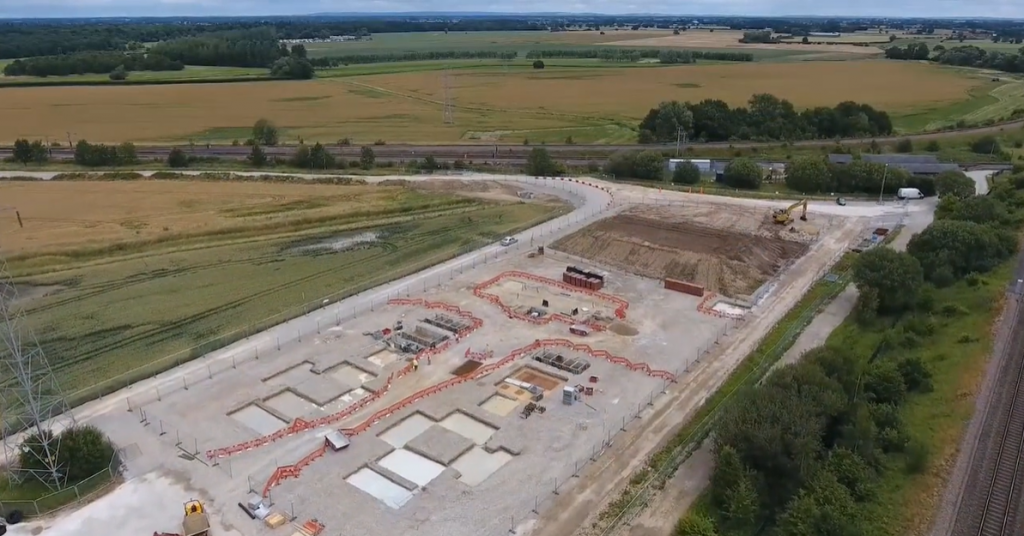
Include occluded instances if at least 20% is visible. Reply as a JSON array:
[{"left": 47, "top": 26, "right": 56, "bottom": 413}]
[{"left": 878, "top": 164, "right": 889, "bottom": 205}]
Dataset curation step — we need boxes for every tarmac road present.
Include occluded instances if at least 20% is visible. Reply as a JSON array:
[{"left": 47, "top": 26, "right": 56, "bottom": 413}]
[{"left": 1, "top": 119, "right": 1021, "bottom": 162}]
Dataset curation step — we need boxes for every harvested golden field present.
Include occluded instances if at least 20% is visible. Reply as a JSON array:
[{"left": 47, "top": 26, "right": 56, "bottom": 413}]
[
  {"left": 365, "top": 61, "right": 980, "bottom": 119},
  {"left": 0, "top": 179, "right": 410, "bottom": 255},
  {"left": 606, "top": 29, "right": 884, "bottom": 54},
  {"left": 0, "top": 61, "right": 980, "bottom": 143}
]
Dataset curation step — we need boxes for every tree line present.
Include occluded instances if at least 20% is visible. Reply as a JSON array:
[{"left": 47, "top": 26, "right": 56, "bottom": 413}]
[
  {"left": 885, "top": 43, "right": 1024, "bottom": 74},
  {"left": 524, "top": 48, "right": 754, "bottom": 62},
  {"left": 149, "top": 28, "right": 288, "bottom": 68},
  {"left": 638, "top": 94, "right": 893, "bottom": 144},
  {"left": 310, "top": 50, "right": 517, "bottom": 68},
  {"left": 2, "top": 51, "right": 184, "bottom": 77},
  {"left": 678, "top": 168, "right": 1022, "bottom": 536},
  {"left": 0, "top": 19, "right": 547, "bottom": 59}
]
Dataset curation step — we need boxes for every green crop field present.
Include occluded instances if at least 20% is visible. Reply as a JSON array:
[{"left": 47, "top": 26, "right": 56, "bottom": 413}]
[
  {"left": 302, "top": 30, "right": 665, "bottom": 57},
  {"left": 890, "top": 77, "right": 1024, "bottom": 132},
  {"left": 1, "top": 177, "right": 566, "bottom": 405}
]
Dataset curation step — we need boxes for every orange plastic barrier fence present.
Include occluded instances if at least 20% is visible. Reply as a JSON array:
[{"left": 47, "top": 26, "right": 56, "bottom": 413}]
[
  {"left": 206, "top": 299, "right": 484, "bottom": 461},
  {"left": 259, "top": 337, "right": 674, "bottom": 497},
  {"left": 696, "top": 292, "right": 744, "bottom": 319},
  {"left": 473, "top": 271, "right": 629, "bottom": 330}
]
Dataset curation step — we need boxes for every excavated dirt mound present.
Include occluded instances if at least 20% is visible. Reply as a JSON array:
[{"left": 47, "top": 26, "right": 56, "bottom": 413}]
[{"left": 551, "top": 215, "right": 808, "bottom": 298}]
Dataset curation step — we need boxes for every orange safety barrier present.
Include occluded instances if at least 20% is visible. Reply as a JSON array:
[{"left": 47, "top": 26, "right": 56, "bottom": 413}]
[
  {"left": 207, "top": 299, "right": 484, "bottom": 461},
  {"left": 473, "top": 271, "right": 629, "bottom": 330},
  {"left": 259, "top": 336, "right": 670, "bottom": 497},
  {"left": 696, "top": 292, "right": 745, "bottom": 320}
]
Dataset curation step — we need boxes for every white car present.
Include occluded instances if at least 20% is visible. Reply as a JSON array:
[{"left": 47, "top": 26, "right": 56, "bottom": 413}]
[{"left": 500, "top": 236, "right": 518, "bottom": 247}]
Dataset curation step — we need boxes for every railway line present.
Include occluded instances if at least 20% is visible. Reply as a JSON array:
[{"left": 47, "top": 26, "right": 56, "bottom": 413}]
[
  {"left": 948, "top": 254, "right": 1024, "bottom": 536},
  {"left": 0, "top": 119, "right": 1021, "bottom": 162}
]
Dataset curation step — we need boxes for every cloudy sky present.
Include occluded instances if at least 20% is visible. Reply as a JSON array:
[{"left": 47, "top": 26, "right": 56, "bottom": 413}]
[{"left": 1, "top": 0, "right": 1022, "bottom": 19}]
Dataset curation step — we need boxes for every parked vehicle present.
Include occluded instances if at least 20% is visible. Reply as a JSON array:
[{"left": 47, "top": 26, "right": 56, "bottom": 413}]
[
  {"left": 897, "top": 188, "right": 924, "bottom": 200},
  {"left": 500, "top": 236, "right": 518, "bottom": 247}
]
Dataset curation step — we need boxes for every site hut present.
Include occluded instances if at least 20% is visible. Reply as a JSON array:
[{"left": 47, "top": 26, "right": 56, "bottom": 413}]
[
  {"left": 668, "top": 158, "right": 713, "bottom": 174},
  {"left": 828, "top": 154, "right": 960, "bottom": 176}
]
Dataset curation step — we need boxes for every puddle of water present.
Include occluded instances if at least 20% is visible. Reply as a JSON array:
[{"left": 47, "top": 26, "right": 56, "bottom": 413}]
[
  {"left": 346, "top": 467, "right": 414, "bottom": 509},
  {"left": 294, "top": 232, "right": 380, "bottom": 254},
  {"left": 379, "top": 448, "right": 445, "bottom": 487},
  {"left": 452, "top": 447, "right": 514, "bottom": 486},
  {"left": 378, "top": 413, "right": 434, "bottom": 448},
  {"left": 229, "top": 405, "right": 287, "bottom": 435},
  {"left": 439, "top": 413, "right": 496, "bottom": 445},
  {"left": 480, "top": 395, "right": 520, "bottom": 417}
]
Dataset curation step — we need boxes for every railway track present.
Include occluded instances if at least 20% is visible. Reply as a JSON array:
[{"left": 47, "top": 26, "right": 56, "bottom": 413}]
[{"left": 976, "top": 324, "right": 1024, "bottom": 536}]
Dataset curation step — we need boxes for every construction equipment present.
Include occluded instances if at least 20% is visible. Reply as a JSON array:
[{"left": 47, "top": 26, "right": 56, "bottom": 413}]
[
  {"left": 772, "top": 199, "right": 808, "bottom": 225},
  {"left": 182, "top": 499, "right": 211, "bottom": 536}
]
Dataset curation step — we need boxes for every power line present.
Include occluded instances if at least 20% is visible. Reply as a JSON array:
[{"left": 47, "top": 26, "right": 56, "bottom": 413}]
[{"left": 1, "top": 249, "right": 76, "bottom": 490}]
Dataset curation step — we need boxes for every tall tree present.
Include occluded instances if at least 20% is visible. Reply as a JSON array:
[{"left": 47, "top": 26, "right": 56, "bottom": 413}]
[{"left": 852, "top": 248, "right": 924, "bottom": 314}]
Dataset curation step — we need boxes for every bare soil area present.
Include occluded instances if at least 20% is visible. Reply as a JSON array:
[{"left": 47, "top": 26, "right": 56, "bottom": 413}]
[{"left": 551, "top": 208, "right": 808, "bottom": 298}]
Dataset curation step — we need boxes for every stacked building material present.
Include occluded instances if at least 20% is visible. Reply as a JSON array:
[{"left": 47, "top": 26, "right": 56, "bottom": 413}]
[{"left": 562, "top": 265, "right": 605, "bottom": 291}]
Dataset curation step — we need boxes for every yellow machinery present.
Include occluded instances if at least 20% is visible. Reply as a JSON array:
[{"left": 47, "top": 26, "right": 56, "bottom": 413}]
[
  {"left": 772, "top": 200, "right": 808, "bottom": 225},
  {"left": 182, "top": 500, "right": 211, "bottom": 536}
]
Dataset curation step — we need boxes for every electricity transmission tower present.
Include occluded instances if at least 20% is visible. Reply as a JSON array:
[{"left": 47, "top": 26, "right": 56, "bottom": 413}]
[
  {"left": 442, "top": 68, "right": 455, "bottom": 125},
  {"left": 1, "top": 250, "right": 75, "bottom": 490}
]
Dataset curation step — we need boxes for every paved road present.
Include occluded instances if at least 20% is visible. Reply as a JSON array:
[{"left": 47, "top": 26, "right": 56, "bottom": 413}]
[{"left": 1, "top": 119, "right": 1021, "bottom": 161}]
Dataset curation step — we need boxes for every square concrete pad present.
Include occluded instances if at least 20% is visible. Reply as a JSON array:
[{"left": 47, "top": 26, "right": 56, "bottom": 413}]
[
  {"left": 228, "top": 404, "right": 286, "bottom": 435},
  {"left": 378, "top": 413, "right": 434, "bottom": 448},
  {"left": 405, "top": 424, "right": 474, "bottom": 465},
  {"left": 378, "top": 449, "right": 445, "bottom": 487},
  {"left": 346, "top": 467, "right": 414, "bottom": 509},
  {"left": 451, "top": 447, "right": 514, "bottom": 487},
  {"left": 263, "top": 390, "right": 315, "bottom": 419},
  {"left": 329, "top": 364, "right": 376, "bottom": 387},
  {"left": 439, "top": 412, "right": 496, "bottom": 445},
  {"left": 480, "top": 394, "right": 520, "bottom": 416}
]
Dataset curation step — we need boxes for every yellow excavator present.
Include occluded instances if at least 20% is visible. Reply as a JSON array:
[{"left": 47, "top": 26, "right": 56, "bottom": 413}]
[
  {"left": 182, "top": 499, "right": 211, "bottom": 536},
  {"left": 772, "top": 200, "right": 808, "bottom": 225}
]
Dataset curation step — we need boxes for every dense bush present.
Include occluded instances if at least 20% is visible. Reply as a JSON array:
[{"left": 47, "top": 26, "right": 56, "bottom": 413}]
[
  {"left": 672, "top": 161, "right": 702, "bottom": 184},
  {"left": 638, "top": 94, "right": 892, "bottom": 143},
  {"left": 722, "top": 158, "right": 763, "bottom": 189},
  {"left": 907, "top": 220, "right": 1016, "bottom": 283},
  {"left": 18, "top": 424, "right": 119, "bottom": 485},
  {"left": 73, "top": 140, "right": 139, "bottom": 167},
  {"left": 524, "top": 48, "right": 752, "bottom": 62}
]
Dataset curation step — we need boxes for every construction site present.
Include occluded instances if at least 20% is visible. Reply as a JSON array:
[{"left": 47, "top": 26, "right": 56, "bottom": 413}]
[{"left": 1, "top": 175, "right": 906, "bottom": 536}]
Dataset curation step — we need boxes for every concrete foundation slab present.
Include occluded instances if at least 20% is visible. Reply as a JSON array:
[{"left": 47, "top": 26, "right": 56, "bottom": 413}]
[
  {"left": 405, "top": 424, "right": 475, "bottom": 465},
  {"left": 264, "top": 390, "right": 316, "bottom": 419},
  {"left": 378, "top": 413, "right": 434, "bottom": 448},
  {"left": 480, "top": 394, "right": 520, "bottom": 417},
  {"left": 451, "top": 447, "right": 514, "bottom": 487},
  {"left": 323, "top": 387, "right": 370, "bottom": 414},
  {"left": 346, "top": 467, "right": 414, "bottom": 509},
  {"left": 439, "top": 412, "right": 497, "bottom": 446},
  {"left": 329, "top": 364, "right": 377, "bottom": 387},
  {"left": 228, "top": 404, "right": 286, "bottom": 435},
  {"left": 378, "top": 448, "right": 446, "bottom": 487},
  {"left": 368, "top": 350, "right": 401, "bottom": 368}
]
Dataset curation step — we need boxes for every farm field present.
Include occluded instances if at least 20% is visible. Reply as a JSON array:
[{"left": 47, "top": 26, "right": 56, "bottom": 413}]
[
  {"left": 891, "top": 78, "right": 1024, "bottom": 132},
  {"left": 301, "top": 29, "right": 670, "bottom": 57},
  {"left": 0, "top": 60, "right": 986, "bottom": 144},
  {"left": 604, "top": 29, "right": 884, "bottom": 55},
  {"left": 0, "top": 178, "right": 567, "bottom": 403}
]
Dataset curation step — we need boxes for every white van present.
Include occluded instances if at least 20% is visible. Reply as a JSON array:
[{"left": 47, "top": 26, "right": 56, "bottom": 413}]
[{"left": 897, "top": 188, "right": 924, "bottom": 200}]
